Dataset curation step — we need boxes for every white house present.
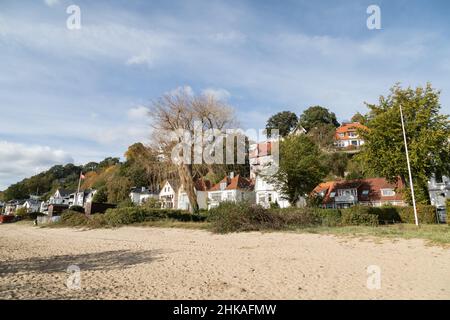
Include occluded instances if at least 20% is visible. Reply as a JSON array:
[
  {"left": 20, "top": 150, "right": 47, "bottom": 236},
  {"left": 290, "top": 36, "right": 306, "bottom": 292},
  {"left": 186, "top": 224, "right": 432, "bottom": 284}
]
[
  {"left": 249, "top": 139, "right": 292, "bottom": 208},
  {"left": 207, "top": 174, "right": 255, "bottom": 210},
  {"left": 254, "top": 175, "right": 290, "bottom": 209},
  {"left": 130, "top": 187, "right": 159, "bottom": 205},
  {"left": 49, "top": 188, "right": 73, "bottom": 205},
  {"left": 159, "top": 180, "right": 179, "bottom": 209},
  {"left": 177, "top": 179, "right": 211, "bottom": 211},
  {"left": 23, "top": 199, "right": 42, "bottom": 213},
  {"left": 70, "top": 189, "right": 97, "bottom": 207}
]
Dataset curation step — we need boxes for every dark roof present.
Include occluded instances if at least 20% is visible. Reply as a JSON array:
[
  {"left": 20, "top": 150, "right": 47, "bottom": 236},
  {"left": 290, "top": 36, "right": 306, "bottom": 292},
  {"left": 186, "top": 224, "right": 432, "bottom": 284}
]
[{"left": 56, "top": 188, "right": 75, "bottom": 197}]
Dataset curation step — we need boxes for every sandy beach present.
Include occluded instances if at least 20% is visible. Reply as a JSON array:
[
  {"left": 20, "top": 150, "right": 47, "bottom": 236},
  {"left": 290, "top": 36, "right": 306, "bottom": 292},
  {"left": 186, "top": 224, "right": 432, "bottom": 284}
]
[{"left": 0, "top": 223, "right": 449, "bottom": 300}]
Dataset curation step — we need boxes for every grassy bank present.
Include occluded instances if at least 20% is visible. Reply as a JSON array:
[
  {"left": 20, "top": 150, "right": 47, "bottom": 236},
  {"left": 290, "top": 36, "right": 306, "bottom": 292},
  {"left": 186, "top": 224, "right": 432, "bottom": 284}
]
[{"left": 298, "top": 224, "right": 450, "bottom": 246}]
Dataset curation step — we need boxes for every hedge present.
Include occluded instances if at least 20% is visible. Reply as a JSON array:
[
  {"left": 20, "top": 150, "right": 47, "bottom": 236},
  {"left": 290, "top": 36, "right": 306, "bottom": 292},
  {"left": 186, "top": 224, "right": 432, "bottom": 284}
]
[
  {"left": 398, "top": 205, "right": 437, "bottom": 224},
  {"left": 57, "top": 207, "right": 205, "bottom": 228}
]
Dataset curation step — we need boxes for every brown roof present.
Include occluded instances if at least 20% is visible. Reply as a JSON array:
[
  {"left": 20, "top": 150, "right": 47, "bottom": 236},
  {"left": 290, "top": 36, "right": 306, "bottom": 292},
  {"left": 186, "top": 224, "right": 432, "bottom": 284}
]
[
  {"left": 313, "top": 177, "right": 405, "bottom": 204},
  {"left": 209, "top": 175, "right": 254, "bottom": 191},
  {"left": 335, "top": 122, "right": 368, "bottom": 141}
]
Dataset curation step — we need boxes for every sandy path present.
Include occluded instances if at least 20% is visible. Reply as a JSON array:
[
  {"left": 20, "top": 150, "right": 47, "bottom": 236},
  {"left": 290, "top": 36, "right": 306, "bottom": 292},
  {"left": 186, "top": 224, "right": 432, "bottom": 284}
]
[{"left": 0, "top": 223, "right": 449, "bottom": 300}]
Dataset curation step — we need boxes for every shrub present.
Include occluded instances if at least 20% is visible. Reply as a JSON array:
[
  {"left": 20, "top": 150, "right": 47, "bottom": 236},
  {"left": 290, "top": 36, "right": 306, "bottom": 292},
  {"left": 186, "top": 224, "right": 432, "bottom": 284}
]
[
  {"left": 399, "top": 205, "right": 437, "bottom": 224},
  {"left": 103, "top": 207, "right": 204, "bottom": 227},
  {"left": 270, "top": 207, "right": 322, "bottom": 227},
  {"left": 117, "top": 198, "right": 135, "bottom": 208},
  {"left": 142, "top": 198, "right": 161, "bottom": 209},
  {"left": 69, "top": 205, "right": 85, "bottom": 213},
  {"left": 208, "top": 202, "right": 282, "bottom": 233},
  {"left": 60, "top": 211, "right": 89, "bottom": 226},
  {"left": 313, "top": 208, "right": 342, "bottom": 227},
  {"left": 341, "top": 206, "right": 379, "bottom": 226},
  {"left": 369, "top": 206, "right": 401, "bottom": 224},
  {"left": 15, "top": 207, "right": 28, "bottom": 217}
]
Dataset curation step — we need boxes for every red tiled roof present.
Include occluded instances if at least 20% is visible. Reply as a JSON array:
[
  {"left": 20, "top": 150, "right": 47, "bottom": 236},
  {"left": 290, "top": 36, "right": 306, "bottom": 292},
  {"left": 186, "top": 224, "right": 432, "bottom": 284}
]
[
  {"left": 209, "top": 175, "right": 254, "bottom": 191},
  {"left": 313, "top": 177, "right": 405, "bottom": 204},
  {"left": 335, "top": 122, "right": 368, "bottom": 141}
]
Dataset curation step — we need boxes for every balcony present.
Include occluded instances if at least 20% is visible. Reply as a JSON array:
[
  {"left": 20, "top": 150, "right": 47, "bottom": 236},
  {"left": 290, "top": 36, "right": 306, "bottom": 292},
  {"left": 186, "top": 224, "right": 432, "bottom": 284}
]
[{"left": 334, "top": 194, "right": 357, "bottom": 203}]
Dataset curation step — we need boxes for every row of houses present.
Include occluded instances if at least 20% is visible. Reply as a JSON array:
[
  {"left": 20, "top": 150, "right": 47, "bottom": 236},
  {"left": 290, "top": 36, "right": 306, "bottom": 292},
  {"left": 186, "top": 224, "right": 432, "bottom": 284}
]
[
  {"left": 1, "top": 122, "right": 448, "bottom": 219},
  {"left": 1, "top": 189, "right": 98, "bottom": 216}
]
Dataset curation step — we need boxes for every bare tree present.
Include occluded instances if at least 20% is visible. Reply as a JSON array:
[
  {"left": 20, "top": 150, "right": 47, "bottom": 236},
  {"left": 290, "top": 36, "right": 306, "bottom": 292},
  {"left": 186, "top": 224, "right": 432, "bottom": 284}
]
[{"left": 149, "top": 89, "right": 235, "bottom": 212}]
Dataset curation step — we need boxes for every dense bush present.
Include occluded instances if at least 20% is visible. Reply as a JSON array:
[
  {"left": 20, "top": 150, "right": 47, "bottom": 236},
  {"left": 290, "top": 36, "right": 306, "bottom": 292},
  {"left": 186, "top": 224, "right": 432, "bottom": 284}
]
[
  {"left": 369, "top": 206, "right": 401, "bottom": 224},
  {"left": 60, "top": 210, "right": 89, "bottom": 226},
  {"left": 103, "top": 207, "right": 205, "bottom": 227},
  {"left": 208, "top": 202, "right": 284, "bottom": 233},
  {"left": 398, "top": 205, "right": 437, "bottom": 224},
  {"left": 69, "top": 205, "right": 85, "bottom": 213},
  {"left": 341, "top": 206, "right": 379, "bottom": 226},
  {"left": 208, "top": 203, "right": 344, "bottom": 233}
]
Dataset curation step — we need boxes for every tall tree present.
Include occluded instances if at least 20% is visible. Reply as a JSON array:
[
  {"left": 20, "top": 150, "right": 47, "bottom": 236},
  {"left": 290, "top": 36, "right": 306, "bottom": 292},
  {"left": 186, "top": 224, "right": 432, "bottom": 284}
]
[
  {"left": 150, "top": 89, "right": 235, "bottom": 213},
  {"left": 265, "top": 111, "right": 298, "bottom": 137},
  {"left": 351, "top": 112, "right": 367, "bottom": 124},
  {"left": 358, "top": 83, "right": 450, "bottom": 204},
  {"left": 267, "top": 135, "right": 327, "bottom": 205},
  {"left": 298, "top": 106, "right": 340, "bottom": 131}
]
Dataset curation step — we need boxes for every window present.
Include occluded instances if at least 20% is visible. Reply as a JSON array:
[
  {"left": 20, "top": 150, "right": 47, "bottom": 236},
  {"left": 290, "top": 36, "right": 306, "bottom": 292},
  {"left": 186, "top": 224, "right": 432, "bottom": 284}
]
[
  {"left": 351, "top": 140, "right": 358, "bottom": 146},
  {"left": 338, "top": 133, "right": 345, "bottom": 138},
  {"left": 268, "top": 193, "right": 272, "bottom": 202},
  {"left": 227, "top": 192, "right": 233, "bottom": 201},
  {"left": 348, "top": 132, "right": 357, "bottom": 137},
  {"left": 220, "top": 182, "right": 227, "bottom": 190},
  {"left": 337, "top": 189, "right": 357, "bottom": 196},
  {"left": 381, "top": 189, "right": 395, "bottom": 197},
  {"left": 329, "top": 192, "right": 335, "bottom": 198},
  {"left": 362, "top": 190, "right": 369, "bottom": 196},
  {"left": 211, "top": 193, "right": 221, "bottom": 201}
]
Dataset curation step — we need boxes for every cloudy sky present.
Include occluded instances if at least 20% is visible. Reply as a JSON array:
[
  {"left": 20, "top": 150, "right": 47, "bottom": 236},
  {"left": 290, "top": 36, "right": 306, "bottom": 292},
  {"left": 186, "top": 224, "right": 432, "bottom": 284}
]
[{"left": 1, "top": 0, "right": 449, "bottom": 189}]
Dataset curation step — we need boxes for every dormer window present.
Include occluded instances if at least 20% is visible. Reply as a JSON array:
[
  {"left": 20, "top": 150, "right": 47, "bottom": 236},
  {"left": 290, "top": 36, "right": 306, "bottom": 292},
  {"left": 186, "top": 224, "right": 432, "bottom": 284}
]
[
  {"left": 220, "top": 182, "right": 227, "bottom": 190},
  {"left": 329, "top": 192, "right": 335, "bottom": 198},
  {"left": 362, "top": 190, "right": 369, "bottom": 196},
  {"left": 381, "top": 189, "right": 395, "bottom": 197}
]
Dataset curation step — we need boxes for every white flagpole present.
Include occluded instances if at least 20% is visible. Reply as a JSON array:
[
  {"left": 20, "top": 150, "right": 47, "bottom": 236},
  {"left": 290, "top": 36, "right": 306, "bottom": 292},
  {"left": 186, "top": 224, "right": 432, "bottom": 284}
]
[{"left": 399, "top": 105, "right": 419, "bottom": 226}]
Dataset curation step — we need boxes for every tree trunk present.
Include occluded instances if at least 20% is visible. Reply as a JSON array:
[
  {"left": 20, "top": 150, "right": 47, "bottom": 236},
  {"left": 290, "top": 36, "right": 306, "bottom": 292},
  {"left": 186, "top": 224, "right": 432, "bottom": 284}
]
[{"left": 178, "top": 163, "right": 199, "bottom": 213}]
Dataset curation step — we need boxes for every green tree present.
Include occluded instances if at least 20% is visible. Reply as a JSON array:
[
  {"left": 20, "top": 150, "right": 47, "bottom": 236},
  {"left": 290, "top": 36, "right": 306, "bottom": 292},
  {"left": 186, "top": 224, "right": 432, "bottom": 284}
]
[
  {"left": 358, "top": 83, "right": 450, "bottom": 204},
  {"left": 265, "top": 111, "right": 298, "bottom": 137},
  {"left": 93, "top": 187, "right": 108, "bottom": 203},
  {"left": 267, "top": 135, "right": 327, "bottom": 205},
  {"left": 351, "top": 112, "right": 367, "bottom": 124},
  {"left": 298, "top": 106, "right": 340, "bottom": 131}
]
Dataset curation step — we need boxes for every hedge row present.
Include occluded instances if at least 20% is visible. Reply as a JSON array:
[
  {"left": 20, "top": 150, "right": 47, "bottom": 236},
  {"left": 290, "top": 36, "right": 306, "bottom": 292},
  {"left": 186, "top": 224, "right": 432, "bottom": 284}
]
[
  {"left": 58, "top": 207, "right": 206, "bottom": 228},
  {"left": 207, "top": 203, "right": 439, "bottom": 233}
]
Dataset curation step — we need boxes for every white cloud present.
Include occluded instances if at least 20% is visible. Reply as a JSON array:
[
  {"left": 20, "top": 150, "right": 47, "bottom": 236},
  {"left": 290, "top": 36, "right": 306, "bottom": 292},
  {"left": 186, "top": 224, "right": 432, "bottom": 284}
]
[
  {"left": 44, "top": 0, "right": 60, "bottom": 7},
  {"left": 202, "top": 88, "right": 231, "bottom": 101},
  {"left": 168, "top": 85, "right": 194, "bottom": 97},
  {"left": 127, "top": 105, "right": 150, "bottom": 120},
  {"left": 0, "top": 141, "right": 73, "bottom": 190}
]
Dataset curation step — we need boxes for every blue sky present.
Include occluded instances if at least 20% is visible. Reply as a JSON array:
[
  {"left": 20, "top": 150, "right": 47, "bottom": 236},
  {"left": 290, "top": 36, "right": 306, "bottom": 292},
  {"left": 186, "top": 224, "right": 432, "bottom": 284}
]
[{"left": 1, "top": 0, "right": 450, "bottom": 189}]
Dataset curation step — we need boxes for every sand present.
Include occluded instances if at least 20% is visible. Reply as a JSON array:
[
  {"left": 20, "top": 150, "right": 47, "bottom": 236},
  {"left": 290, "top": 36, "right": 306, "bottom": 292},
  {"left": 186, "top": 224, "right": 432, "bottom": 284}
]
[{"left": 0, "top": 223, "right": 449, "bottom": 300}]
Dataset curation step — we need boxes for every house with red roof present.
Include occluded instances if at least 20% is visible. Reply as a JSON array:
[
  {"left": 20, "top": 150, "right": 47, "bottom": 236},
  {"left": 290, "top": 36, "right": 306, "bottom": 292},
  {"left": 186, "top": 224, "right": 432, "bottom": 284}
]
[
  {"left": 313, "top": 177, "right": 406, "bottom": 209},
  {"left": 335, "top": 122, "right": 368, "bottom": 149},
  {"left": 207, "top": 173, "right": 255, "bottom": 210}
]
